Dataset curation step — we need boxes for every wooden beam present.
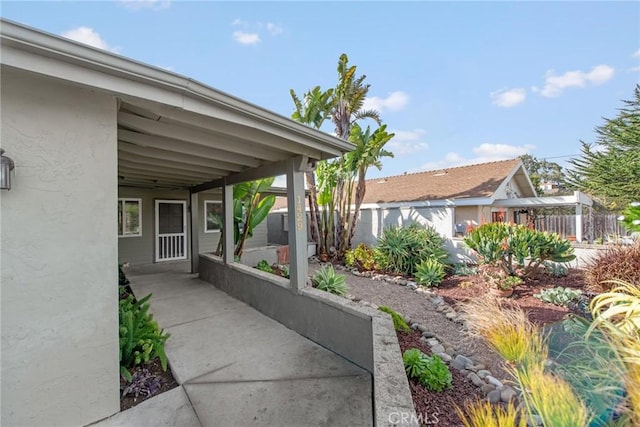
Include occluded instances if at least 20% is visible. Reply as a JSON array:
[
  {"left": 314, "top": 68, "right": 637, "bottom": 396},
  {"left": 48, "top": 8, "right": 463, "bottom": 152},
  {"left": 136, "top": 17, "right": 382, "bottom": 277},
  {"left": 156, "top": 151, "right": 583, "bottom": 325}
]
[
  {"left": 118, "top": 112, "right": 285, "bottom": 162},
  {"left": 119, "top": 159, "right": 225, "bottom": 178},
  {"left": 118, "top": 129, "right": 260, "bottom": 168}
]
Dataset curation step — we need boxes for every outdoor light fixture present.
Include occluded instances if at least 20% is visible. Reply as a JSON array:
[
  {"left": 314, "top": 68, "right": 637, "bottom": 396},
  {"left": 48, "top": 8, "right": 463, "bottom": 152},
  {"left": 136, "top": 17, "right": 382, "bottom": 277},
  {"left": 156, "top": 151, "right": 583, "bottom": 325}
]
[{"left": 0, "top": 149, "right": 16, "bottom": 190}]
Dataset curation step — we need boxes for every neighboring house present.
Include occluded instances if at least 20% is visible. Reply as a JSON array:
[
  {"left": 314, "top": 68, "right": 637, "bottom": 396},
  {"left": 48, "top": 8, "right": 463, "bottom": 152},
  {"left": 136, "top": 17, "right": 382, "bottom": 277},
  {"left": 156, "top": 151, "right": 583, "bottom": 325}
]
[
  {"left": 270, "top": 159, "right": 593, "bottom": 253},
  {"left": 2, "top": 20, "right": 414, "bottom": 427}
]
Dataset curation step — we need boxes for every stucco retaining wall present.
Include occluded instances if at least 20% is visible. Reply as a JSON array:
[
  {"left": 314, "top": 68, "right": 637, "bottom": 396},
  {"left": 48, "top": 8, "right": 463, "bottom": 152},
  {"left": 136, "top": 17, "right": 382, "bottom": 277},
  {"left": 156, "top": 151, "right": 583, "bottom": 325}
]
[{"left": 198, "top": 254, "right": 417, "bottom": 425}]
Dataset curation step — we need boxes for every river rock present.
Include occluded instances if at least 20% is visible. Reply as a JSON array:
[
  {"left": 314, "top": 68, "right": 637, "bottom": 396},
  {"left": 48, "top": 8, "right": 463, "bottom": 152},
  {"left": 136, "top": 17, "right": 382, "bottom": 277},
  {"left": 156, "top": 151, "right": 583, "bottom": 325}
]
[
  {"left": 451, "top": 354, "right": 473, "bottom": 370},
  {"left": 501, "top": 386, "right": 518, "bottom": 403},
  {"left": 477, "top": 369, "right": 492, "bottom": 379},
  {"left": 485, "top": 375, "right": 504, "bottom": 388},
  {"left": 467, "top": 372, "right": 484, "bottom": 387},
  {"left": 487, "top": 389, "right": 501, "bottom": 403}
]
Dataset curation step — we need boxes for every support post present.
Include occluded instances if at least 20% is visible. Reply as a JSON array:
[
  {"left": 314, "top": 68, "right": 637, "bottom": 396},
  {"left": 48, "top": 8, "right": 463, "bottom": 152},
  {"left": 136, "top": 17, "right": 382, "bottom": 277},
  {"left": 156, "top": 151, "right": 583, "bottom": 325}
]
[
  {"left": 223, "top": 179, "right": 234, "bottom": 264},
  {"left": 575, "top": 203, "right": 583, "bottom": 243},
  {"left": 286, "top": 156, "right": 308, "bottom": 292},
  {"left": 189, "top": 190, "right": 199, "bottom": 274}
]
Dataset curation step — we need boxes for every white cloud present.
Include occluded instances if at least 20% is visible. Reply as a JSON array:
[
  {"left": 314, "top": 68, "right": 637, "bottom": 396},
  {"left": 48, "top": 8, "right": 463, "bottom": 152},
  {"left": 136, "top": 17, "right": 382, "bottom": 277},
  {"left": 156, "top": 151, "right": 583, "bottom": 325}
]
[
  {"left": 363, "top": 91, "right": 409, "bottom": 112},
  {"left": 266, "top": 22, "right": 283, "bottom": 35},
  {"left": 231, "top": 19, "right": 283, "bottom": 44},
  {"left": 61, "top": 27, "right": 120, "bottom": 52},
  {"left": 629, "top": 66, "right": 640, "bottom": 72},
  {"left": 490, "top": 88, "right": 526, "bottom": 107},
  {"left": 419, "top": 143, "right": 535, "bottom": 171},
  {"left": 232, "top": 31, "right": 261, "bottom": 45},
  {"left": 384, "top": 129, "right": 429, "bottom": 155},
  {"left": 118, "top": 0, "right": 170, "bottom": 10},
  {"left": 633, "top": 49, "right": 640, "bottom": 58},
  {"left": 533, "top": 64, "right": 615, "bottom": 97}
]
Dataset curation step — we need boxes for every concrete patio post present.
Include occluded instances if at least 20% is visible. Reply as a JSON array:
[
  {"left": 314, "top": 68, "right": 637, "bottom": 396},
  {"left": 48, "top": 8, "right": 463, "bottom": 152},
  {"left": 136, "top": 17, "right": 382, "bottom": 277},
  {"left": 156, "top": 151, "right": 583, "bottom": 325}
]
[
  {"left": 190, "top": 190, "right": 199, "bottom": 273},
  {"left": 286, "top": 156, "right": 308, "bottom": 292},
  {"left": 223, "top": 179, "right": 234, "bottom": 264}
]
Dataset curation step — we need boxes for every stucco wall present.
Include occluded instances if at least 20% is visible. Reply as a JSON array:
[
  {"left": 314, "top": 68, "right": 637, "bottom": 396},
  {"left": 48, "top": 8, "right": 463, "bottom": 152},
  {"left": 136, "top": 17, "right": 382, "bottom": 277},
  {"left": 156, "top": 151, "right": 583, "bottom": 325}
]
[
  {"left": 1, "top": 70, "right": 119, "bottom": 426},
  {"left": 117, "top": 188, "right": 267, "bottom": 266},
  {"left": 354, "top": 206, "right": 454, "bottom": 246}
]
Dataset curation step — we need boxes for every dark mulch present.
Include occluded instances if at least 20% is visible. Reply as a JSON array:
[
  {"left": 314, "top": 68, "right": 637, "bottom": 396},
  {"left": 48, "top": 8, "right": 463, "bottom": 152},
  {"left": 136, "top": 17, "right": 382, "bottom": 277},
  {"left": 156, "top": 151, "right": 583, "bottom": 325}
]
[
  {"left": 120, "top": 358, "right": 179, "bottom": 411},
  {"left": 434, "top": 268, "right": 587, "bottom": 325},
  {"left": 396, "top": 329, "right": 484, "bottom": 427}
]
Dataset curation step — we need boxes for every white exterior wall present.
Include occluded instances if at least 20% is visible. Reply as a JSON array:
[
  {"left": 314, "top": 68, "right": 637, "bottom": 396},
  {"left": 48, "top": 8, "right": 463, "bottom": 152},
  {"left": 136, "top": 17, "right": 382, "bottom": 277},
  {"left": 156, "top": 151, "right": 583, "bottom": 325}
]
[
  {"left": 354, "top": 206, "right": 454, "bottom": 246},
  {"left": 1, "top": 70, "right": 119, "bottom": 426}
]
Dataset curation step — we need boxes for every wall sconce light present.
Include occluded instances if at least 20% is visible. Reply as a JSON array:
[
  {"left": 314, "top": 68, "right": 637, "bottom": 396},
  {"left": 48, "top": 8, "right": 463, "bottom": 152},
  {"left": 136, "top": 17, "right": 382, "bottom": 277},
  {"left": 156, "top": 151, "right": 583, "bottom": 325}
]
[{"left": 1, "top": 149, "right": 16, "bottom": 190}]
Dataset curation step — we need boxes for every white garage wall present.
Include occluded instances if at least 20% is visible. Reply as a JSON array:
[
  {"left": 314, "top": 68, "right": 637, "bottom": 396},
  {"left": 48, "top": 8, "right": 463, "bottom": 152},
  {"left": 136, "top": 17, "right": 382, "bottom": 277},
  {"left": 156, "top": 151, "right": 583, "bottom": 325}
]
[{"left": 1, "top": 70, "right": 120, "bottom": 426}]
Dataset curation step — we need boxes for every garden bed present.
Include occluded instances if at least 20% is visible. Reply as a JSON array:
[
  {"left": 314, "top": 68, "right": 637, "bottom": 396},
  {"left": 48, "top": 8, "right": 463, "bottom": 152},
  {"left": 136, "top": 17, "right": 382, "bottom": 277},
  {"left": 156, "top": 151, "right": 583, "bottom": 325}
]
[
  {"left": 396, "top": 328, "right": 484, "bottom": 426},
  {"left": 120, "top": 358, "right": 179, "bottom": 411}
]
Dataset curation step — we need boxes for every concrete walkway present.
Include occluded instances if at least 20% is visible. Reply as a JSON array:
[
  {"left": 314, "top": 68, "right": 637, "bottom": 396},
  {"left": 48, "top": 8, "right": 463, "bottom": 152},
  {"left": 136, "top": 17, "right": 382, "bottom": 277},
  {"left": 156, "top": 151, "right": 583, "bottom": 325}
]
[{"left": 97, "top": 266, "right": 373, "bottom": 427}]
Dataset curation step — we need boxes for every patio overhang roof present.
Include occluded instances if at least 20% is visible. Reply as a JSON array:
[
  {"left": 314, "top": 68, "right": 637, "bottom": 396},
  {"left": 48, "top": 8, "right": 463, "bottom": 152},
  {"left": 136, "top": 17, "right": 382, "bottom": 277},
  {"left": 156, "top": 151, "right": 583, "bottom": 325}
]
[
  {"left": 0, "top": 19, "right": 353, "bottom": 190},
  {"left": 493, "top": 190, "right": 593, "bottom": 208}
]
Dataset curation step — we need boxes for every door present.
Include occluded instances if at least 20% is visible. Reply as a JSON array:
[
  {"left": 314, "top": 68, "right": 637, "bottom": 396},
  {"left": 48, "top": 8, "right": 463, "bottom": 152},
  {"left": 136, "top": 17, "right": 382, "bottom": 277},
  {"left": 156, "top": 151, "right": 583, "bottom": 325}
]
[{"left": 155, "top": 200, "right": 187, "bottom": 262}]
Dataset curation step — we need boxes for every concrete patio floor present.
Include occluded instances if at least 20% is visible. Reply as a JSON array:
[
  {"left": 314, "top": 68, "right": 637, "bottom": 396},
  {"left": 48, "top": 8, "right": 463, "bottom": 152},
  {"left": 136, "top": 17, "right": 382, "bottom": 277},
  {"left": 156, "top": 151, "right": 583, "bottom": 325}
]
[{"left": 96, "top": 264, "right": 373, "bottom": 427}]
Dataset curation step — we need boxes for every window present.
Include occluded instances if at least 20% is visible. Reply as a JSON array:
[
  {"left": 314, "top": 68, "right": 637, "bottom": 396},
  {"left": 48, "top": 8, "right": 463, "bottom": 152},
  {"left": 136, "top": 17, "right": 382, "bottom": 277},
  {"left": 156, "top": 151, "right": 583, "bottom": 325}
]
[
  {"left": 118, "top": 198, "right": 142, "bottom": 237},
  {"left": 205, "top": 201, "right": 222, "bottom": 233}
]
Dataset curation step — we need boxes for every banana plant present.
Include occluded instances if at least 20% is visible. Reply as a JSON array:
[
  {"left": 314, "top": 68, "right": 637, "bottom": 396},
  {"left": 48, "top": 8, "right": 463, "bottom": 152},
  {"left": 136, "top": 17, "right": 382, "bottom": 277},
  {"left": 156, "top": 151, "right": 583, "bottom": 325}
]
[{"left": 211, "top": 177, "right": 276, "bottom": 258}]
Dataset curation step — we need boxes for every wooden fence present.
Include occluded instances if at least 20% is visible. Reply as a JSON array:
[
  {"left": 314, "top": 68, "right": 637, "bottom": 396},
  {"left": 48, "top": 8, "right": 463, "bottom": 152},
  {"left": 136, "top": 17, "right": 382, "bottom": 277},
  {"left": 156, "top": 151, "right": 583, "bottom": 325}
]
[{"left": 535, "top": 214, "right": 628, "bottom": 242}]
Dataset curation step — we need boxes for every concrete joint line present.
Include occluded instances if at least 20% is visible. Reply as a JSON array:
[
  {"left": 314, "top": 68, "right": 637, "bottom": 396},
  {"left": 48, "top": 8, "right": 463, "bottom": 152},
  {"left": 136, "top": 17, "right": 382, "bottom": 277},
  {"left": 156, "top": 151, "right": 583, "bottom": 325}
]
[{"left": 185, "top": 373, "right": 368, "bottom": 386}]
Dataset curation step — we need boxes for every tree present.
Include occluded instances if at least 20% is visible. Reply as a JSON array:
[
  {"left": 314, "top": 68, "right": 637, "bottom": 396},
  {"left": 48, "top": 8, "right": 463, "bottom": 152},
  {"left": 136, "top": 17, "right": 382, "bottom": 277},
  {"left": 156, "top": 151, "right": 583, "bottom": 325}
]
[
  {"left": 290, "top": 86, "right": 334, "bottom": 255},
  {"left": 290, "top": 53, "right": 393, "bottom": 258},
  {"left": 519, "top": 154, "right": 569, "bottom": 195},
  {"left": 567, "top": 85, "right": 640, "bottom": 209}
]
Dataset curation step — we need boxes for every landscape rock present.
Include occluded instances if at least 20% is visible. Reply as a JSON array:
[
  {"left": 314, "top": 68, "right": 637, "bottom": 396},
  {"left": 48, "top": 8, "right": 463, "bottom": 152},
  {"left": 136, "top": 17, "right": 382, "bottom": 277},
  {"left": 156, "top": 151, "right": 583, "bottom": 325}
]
[
  {"left": 421, "top": 331, "right": 435, "bottom": 339},
  {"left": 417, "top": 324, "right": 428, "bottom": 333},
  {"left": 487, "top": 389, "right": 502, "bottom": 403},
  {"left": 430, "top": 344, "right": 445, "bottom": 354},
  {"left": 485, "top": 375, "right": 504, "bottom": 388},
  {"left": 435, "top": 352, "right": 452, "bottom": 363},
  {"left": 477, "top": 369, "right": 492, "bottom": 379},
  {"left": 501, "top": 386, "right": 518, "bottom": 403},
  {"left": 467, "top": 372, "right": 484, "bottom": 387},
  {"left": 480, "top": 384, "right": 496, "bottom": 394},
  {"left": 451, "top": 354, "right": 474, "bottom": 371},
  {"left": 445, "top": 312, "right": 458, "bottom": 320}
]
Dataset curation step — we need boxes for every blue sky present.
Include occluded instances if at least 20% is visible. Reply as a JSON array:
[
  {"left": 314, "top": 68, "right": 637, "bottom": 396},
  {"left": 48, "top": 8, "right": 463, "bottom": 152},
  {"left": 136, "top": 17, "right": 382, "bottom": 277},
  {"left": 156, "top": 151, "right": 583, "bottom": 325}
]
[{"left": 2, "top": 1, "right": 639, "bottom": 181}]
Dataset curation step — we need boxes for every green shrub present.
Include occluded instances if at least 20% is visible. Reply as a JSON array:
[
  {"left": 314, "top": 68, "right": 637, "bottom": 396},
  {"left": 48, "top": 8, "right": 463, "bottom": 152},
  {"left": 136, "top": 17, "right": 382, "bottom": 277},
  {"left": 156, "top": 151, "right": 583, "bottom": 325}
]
[
  {"left": 543, "top": 261, "right": 569, "bottom": 277},
  {"left": 119, "top": 294, "right": 170, "bottom": 381},
  {"left": 585, "top": 243, "right": 640, "bottom": 292},
  {"left": 376, "top": 224, "right": 448, "bottom": 276},
  {"left": 378, "top": 306, "right": 410, "bottom": 332},
  {"left": 345, "top": 243, "right": 377, "bottom": 271},
  {"left": 256, "top": 259, "right": 273, "bottom": 274},
  {"left": 535, "top": 287, "right": 582, "bottom": 307},
  {"left": 453, "top": 263, "right": 478, "bottom": 276},
  {"left": 414, "top": 259, "right": 446, "bottom": 287},
  {"left": 313, "top": 265, "right": 348, "bottom": 296},
  {"left": 464, "top": 223, "right": 575, "bottom": 276},
  {"left": 419, "top": 354, "right": 452, "bottom": 392},
  {"left": 402, "top": 348, "right": 452, "bottom": 392}
]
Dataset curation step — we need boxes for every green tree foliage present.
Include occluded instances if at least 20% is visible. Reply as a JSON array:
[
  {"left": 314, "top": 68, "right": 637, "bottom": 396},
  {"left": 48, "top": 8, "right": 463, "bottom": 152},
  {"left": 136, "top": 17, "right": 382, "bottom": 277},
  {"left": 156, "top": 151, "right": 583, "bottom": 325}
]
[
  {"left": 290, "top": 54, "right": 394, "bottom": 257},
  {"left": 568, "top": 85, "right": 640, "bottom": 209},
  {"left": 519, "top": 154, "right": 569, "bottom": 195}
]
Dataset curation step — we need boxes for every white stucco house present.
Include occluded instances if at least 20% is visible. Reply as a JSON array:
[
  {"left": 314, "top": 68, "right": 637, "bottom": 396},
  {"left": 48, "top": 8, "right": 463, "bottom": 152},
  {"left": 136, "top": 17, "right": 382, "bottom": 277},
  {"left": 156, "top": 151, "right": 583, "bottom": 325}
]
[{"left": 1, "top": 19, "right": 415, "bottom": 427}]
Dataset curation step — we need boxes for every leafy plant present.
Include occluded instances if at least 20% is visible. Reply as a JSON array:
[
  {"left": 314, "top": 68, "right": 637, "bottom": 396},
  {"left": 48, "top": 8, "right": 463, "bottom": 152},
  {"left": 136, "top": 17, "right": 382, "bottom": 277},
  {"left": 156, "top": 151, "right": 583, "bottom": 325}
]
[
  {"left": 376, "top": 224, "right": 448, "bottom": 276},
  {"left": 535, "top": 287, "right": 582, "bottom": 307},
  {"left": 464, "top": 223, "right": 575, "bottom": 276},
  {"left": 403, "top": 348, "right": 429, "bottom": 378},
  {"left": 402, "top": 349, "right": 452, "bottom": 392},
  {"left": 255, "top": 259, "right": 273, "bottom": 274},
  {"left": 378, "top": 306, "right": 410, "bottom": 332},
  {"left": 414, "top": 258, "right": 446, "bottom": 287},
  {"left": 419, "top": 354, "right": 452, "bottom": 392},
  {"left": 453, "top": 263, "right": 478, "bottom": 276},
  {"left": 119, "top": 294, "right": 170, "bottom": 381},
  {"left": 121, "top": 368, "right": 163, "bottom": 399},
  {"left": 619, "top": 202, "right": 640, "bottom": 233},
  {"left": 481, "top": 266, "right": 523, "bottom": 291},
  {"left": 280, "top": 264, "right": 290, "bottom": 279},
  {"left": 585, "top": 242, "right": 640, "bottom": 292},
  {"left": 312, "top": 265, "right": 348, "bottom": 296},
  {"left": 543, "top": 261, "right": 569, "bottom": 277},
  {"left": 344, "top": 243, "right": 377, "bottom": 271}
]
